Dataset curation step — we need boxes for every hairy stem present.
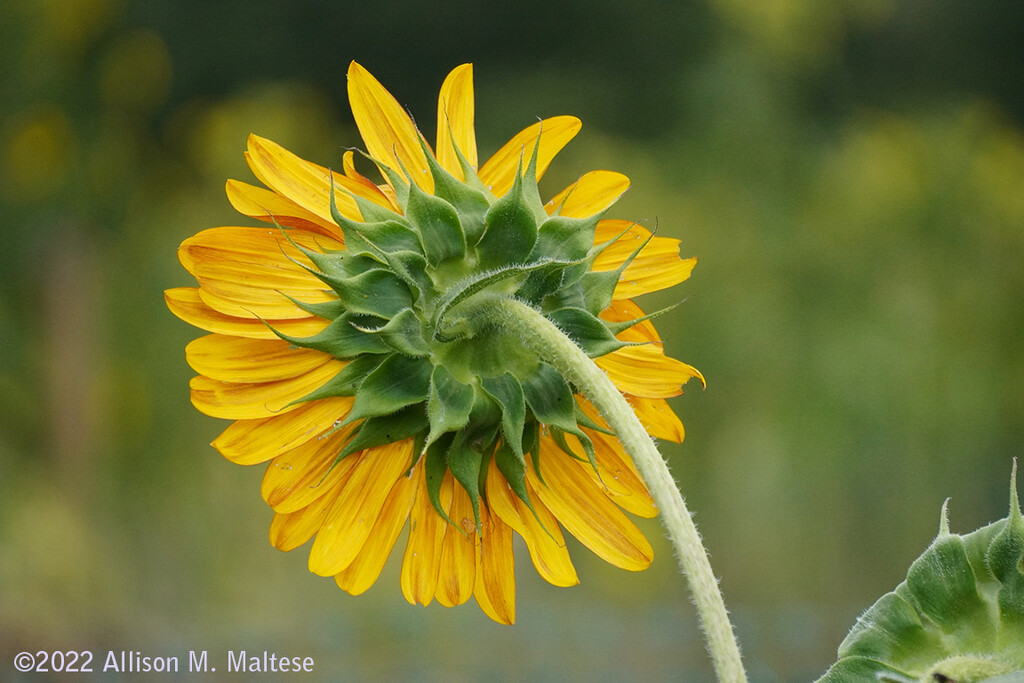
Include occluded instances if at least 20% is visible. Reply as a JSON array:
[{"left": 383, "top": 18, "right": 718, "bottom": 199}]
[{"left": 464, "top": 295, "right": 747, "bottom": 682}]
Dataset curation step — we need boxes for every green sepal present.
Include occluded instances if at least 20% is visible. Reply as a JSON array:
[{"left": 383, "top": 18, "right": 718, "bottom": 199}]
[
  {"left": 531, "top": 214, "right": 601, "bottom": 265},
  {"left": 521, "top": 363, "right": 597, "bottom": 470},
  {"left": 604, "top": 301, "right": 682, "bottom": 336},
  {"left": 406, "top": 180, "right": 467, "bottom": 265},
  {"left": 417, "top": 133, "right": 491, "bottom": 245},
  {"left": 520, "top": 363, "right": 578, "bottom": 432},
  {"left": 372, "top": 308, "right": 430, "bottom": 357},
  {"left": 987, "top": 474, "right": 1024, "bottom": 639},
  {"left": 519, "top": 132, "right": 549, "bottom": 225},
  {"left": 348, "top": 188, "right": 408, "bottom": 224},
  {"left": 539, "top": 281, "right": 587, "bottom": 311},
  {"left": 271, "top": 313, "right": 391, "bottom": 357},
  {"left": 447, "top": 427, "right": 486, "bottom": 532},
  {"left": 325, "top": 268, "right": 413, "bottom": 319},
  {"left": 329, "top": 179, "right": 386, "bottom": 258},
  {"left": 514, "top": 258, "right": 584, "bottom": 306},
  {"left": 280, "top": 293, "right": 346, "bottom": 321},
  {"left": 366, "top": 156, "right": 410, "bottom": 210},
  {"left": 480, "top": 373, "right": 527, "bottom": 463},
  {"left": 907, "top": 533, "right": 994, "bottom": 644},
  {"left": 342, "top": 354, "right": 431, "bottom": 425},
  {"left": 446, "top": 398, "right": 501, "bottom": 532},
  {"left": 546, "top": 307, "right": 631, "bottom": 358},
  {"left": 425, "top": 364, "right": 476, "bottom": 449},
  {"left": 447, "top": 131, "right": 494, "bottom": 201},
  {"left": 522, "top": 419, "right": 543, "bottom": 484},
  {"left": 288, "top": 354, "right": 384, "bottom": 403},
  {"left": 338, "top": 403, "right": 429, "bottom": 459},
  {"left": 424, "top": 433, "right": 457, "bottom": 528},
  {"left": 351, "top": 219, "right": 424, "bottom": 255},
  {"left": 475, "top": 159, "right": 539, "bottom": 269},
  {"left": 816, "top": 657, "right": 913, "bottom": 683},
  {"left": 378, "top": 249, "right": 434, "bottom": 304},
  {"left": 495, "top": 439, "right": 534, "bottom": 512},
  {"left": 579, "top": 224, "right": 652, "bottom": 315},
  {"left": 835, "top": 591, "right": 945, "bottom": 667}
]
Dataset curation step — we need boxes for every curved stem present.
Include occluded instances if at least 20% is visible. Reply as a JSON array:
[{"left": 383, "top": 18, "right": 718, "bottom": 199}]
[{"left": 467, "top": 296, "right": 747, "bottom": 682}]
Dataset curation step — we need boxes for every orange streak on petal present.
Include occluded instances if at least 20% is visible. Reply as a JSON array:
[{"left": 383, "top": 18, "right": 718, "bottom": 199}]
[
  {"left": 400, "top": 469, "right": 453, "bottom": 606},
  {"left": 307, "top": 440, "right": 414, "bottom": 576},
  {"left": 165, "top": 288, "right": 329, "bottom": 340},
  {"left": 189, "top": 360, "right": 346, "bottom": 420},
  {"left": 213, "top": 397, "right": 353, "bottom": 465},
  {"left": 347, "top": 61, "right": 433, "bottom": 192},
  {"left": 435, "top": 481, "right": 478, "bottom": 607},
  {"left": 528, "top": 438, "right": 653, "bottom": 572},
  {"left": 478, "top": 116, "right": 581, "bottom": 198},
  {"left": 545, "top": 170, "right": 630, "bottom": 218},
  {"left": 472, "top": 505, "right": 516, "bottom": 625},
  {"left": 436, "top": 63, "right": 478, "bottom": 178},
  {"left": 335, "top": 465, "right": 418, "bottom": 596}
]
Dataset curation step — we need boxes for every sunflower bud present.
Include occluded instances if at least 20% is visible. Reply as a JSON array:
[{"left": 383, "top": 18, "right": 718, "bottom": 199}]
[{"left": 818, "top": 461, "right": 1024, "bottom": 682}]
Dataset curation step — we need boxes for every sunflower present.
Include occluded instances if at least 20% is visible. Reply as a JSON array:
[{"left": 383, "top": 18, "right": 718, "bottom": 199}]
[{"left": 166, "top": 62, "right": 702, "bottom": 624}]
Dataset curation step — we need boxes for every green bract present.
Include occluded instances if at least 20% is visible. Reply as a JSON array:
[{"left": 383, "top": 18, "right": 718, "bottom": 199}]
[
  {"left": 274, "top": 138, "right": 651, "bottom": 527},
  {"left": 818, "top": 463, "right": 1024, "bottom": 683}
]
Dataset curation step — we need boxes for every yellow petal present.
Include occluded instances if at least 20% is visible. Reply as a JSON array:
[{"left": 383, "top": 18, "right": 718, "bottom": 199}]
[
  {"left": 628, "top": 396, "right": 686, "bottom": 443},
  {"left": 261, "top": 423, "right": 360, "bottom": 513},
  {"left": 347, "top": 61, "right": 433, "bottom": 192},
  {"left": 596, "top": 345, "right": 703, "bottom": 399},
  {"left": 307, "top": 440, "right": 414, "bottom": 576},
  {"left": 189, "top": 360, "right": 346, "bottom": 420},
  {"left": 485, "top": 458, "right": 578, "bottom": 587},
  {"left": 186, "top": 334, "right": 330, "bottom": 383},
  {"left": 334, "top": 466, "right": 417, "bottom": 596},
  {"left": 472, "top": 505, "right": 516, "bottom": 624},
  {"left": 178, "top": 226, "right": 338, "bottom": 320},
  {"left": 435, "top": 482, "right": 478, "bottom": 607},
  {"left": 401, "top": 469, "right": 453, "bottom": 606},
  {"left": 478, "top": 116, "right": 581, "bottom": 198},
  {"left": 225, "top": 179, "right": 341, "bottom": 238},
  {"left": 269, "top": 477, "right": 346, "bottom": 552},
  {"left": 213, "top": 397, "right": 354, "bottom": 465},
  {"left": 592, "top": 219, "right": 697, "bottom": 299},
  {"left": 166, "top": 288, "right": 329, "bottom": 340},
  {"left": 586, "top": 431, "right": 657, "bottom": 518},
  {"left": 245, "top": 134, "right": 391, "bottom": 223},
  {"left": 529, "top": 437, "right": 653, "bottom": 571},
  {"left": 341, "top": 150, "right": 395, "bottom": 204},
  {"left": 545, "top": 431, "right": 655, "bottom": 518},
  {"left": 545, "top": 170, "right": 630, "bottom": 218},
  {"left": 436, "top": 63, "right": 477, "bottom": 178}
]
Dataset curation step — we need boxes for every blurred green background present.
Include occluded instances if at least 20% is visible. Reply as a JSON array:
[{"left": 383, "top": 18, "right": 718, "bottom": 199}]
[{"left": 2, "top": 0, "right": 1022, "bottom": 680}]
